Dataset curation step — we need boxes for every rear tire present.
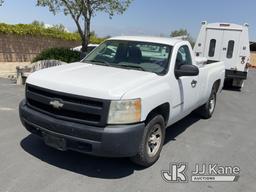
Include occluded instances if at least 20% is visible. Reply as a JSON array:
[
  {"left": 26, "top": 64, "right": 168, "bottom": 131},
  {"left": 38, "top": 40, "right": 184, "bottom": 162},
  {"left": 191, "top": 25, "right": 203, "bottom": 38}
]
[
  {"left": 198, "top": 87, "right": 217, "bottom": 119},
  {"left": 224, "top": 79, "right": 244, "bottom": 90},
  {"left": 232, "top": 79, "right": 244, "bottom": 90},
  {"left": 130, "top": 115, "right": 165, "bottom": 167},
  {"left": 224, "top": 79, "right": 233, "bottom": 88}
]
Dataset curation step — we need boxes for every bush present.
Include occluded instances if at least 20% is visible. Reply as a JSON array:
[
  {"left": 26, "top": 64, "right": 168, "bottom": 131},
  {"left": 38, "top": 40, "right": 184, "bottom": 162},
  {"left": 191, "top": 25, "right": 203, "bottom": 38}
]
[
  {"left": 0, "top": 23, "right": 81, "bottom": 41},
  {"left": 0, "top": 23, "right": 106, "bottom": 44},
  {"left": 32, "top": 48, "right": 81, "bottom": 63},
  {"left": 90, "top": 35, "right": 106, "bottom": 44}
]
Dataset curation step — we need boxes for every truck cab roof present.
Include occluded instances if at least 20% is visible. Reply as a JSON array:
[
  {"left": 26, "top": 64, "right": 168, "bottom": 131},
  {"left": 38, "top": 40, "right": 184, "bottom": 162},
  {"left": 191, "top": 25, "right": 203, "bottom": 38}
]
[
  {"left": 202, "top": 22, "right": 248, "bottom": 31},
  {"left": 109, "top": 36, "right": 183, "bottom": 46}
]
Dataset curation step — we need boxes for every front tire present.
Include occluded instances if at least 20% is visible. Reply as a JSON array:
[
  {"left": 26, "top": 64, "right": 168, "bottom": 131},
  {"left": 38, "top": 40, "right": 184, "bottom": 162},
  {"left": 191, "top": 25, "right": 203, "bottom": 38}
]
[{"left": 130, "top": 115, "right": 165, "bottom": 167}]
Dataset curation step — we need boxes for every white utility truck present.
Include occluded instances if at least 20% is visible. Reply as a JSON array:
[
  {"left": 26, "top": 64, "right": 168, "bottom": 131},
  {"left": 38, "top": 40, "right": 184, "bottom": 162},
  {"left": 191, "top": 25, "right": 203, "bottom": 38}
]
[
  {"left": 194, "top": 22, "right": 250, "bottom": 89},
  {"left": 19, "top": 36, "right": 225, "bottom": 166}
]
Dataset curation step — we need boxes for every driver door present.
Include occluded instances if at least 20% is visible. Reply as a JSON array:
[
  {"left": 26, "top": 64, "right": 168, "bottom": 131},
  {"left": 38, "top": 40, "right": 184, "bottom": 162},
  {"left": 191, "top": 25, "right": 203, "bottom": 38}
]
[{"left": 172, "top": 45, "right": 199, "bottom": 118}]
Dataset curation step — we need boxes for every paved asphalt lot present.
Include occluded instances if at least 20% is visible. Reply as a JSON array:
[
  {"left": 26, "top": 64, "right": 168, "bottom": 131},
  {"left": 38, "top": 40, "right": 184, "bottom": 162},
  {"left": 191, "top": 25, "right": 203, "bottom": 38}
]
[{"left": 0, "top": 70, "right": 256, "bottom": 192}]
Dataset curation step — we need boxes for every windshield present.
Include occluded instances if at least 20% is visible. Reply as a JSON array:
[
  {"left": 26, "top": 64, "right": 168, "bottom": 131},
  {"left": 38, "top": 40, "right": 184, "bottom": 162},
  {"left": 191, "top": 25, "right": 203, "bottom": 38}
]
[{"left": 83, "top": 40, "right": 173, "bottom": 75}]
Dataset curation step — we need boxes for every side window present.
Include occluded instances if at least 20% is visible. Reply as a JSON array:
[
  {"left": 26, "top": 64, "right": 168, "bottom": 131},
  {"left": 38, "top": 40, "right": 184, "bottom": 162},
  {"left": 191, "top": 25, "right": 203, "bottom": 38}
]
[
  {"left": 208, "top": 39, "right": 216, "bottom": 57},
  {"left": 227, "top": 40, "right": 235, "bottom": 59},
  {"left": 175, "top": 45, "right": 192, "bottom": 69}
]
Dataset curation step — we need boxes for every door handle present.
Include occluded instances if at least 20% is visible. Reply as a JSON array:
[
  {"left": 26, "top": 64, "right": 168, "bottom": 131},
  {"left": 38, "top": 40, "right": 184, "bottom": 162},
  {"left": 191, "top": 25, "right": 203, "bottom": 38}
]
[{"left": 191, "top": 80, "right": 197, "bottom": 88}]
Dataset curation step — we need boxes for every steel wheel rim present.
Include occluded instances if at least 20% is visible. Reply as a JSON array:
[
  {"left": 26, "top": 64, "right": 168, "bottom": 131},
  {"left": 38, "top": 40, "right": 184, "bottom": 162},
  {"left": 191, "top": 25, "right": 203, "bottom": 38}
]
[{"left": 147, "top": 124, "right": 162, "bottom": 157}]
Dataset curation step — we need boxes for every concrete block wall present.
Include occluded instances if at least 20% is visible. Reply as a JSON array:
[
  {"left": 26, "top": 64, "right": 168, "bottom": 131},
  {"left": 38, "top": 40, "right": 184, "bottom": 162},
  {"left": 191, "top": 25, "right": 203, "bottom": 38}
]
[{"left": 0, "top": 34, "right": 80, "bottom": 62}]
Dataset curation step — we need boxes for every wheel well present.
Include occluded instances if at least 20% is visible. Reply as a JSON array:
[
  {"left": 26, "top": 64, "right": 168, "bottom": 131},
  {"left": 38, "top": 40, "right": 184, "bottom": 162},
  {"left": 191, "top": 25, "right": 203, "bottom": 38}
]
[
  {"left": 213, "top": 79, "right": 221, "bottom": 93},
  {"left": 145, "top": 103, "right": 170, "bottom": 126}
]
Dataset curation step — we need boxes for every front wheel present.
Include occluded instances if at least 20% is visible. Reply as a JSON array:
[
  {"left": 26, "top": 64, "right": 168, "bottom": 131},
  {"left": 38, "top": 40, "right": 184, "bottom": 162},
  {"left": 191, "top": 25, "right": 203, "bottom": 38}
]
[
  {"left": 130, "top": 115, "right": 165, "bottom": 167},
  {"left": 198, "top": 88, "right": 217, "bottom": 119}
]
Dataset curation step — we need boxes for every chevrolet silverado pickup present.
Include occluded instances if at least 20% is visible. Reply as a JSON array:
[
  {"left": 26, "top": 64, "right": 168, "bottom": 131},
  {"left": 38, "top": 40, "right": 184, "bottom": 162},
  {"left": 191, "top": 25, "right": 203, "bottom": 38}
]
[{"left": 19, "top": 36, "right": 225, "bottom": 167}]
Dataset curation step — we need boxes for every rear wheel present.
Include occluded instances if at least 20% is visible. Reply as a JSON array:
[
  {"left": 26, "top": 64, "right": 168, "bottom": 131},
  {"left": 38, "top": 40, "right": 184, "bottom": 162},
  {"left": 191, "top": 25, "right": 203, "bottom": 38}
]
[
  {"left": 224, "top": 79, "right": 244, "bottom": 90},
  {"left": 224, "top": 79, "right": 233, "bottom": 88},
  {"left": 130, "top": 115, "right": 165, "bottom": 167},
  {"left": 198, "top": 87, "right": 217, "bottom": 119},
  {"left": 232, "top": 79, "right": 244, "bottom": 90}
]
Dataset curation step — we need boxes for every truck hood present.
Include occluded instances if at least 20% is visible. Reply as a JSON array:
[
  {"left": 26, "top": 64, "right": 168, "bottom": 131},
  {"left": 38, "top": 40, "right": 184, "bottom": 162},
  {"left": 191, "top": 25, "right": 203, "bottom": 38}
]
[{"left": 27, "top": 62, "right": 157, "bottom": 100}]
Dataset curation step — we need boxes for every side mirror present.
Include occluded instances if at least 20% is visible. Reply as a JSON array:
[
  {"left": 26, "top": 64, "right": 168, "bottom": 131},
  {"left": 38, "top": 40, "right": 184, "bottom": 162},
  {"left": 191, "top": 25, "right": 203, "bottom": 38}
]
[{"left": 175, "top": 64, "right": 199, "bottom": 78}]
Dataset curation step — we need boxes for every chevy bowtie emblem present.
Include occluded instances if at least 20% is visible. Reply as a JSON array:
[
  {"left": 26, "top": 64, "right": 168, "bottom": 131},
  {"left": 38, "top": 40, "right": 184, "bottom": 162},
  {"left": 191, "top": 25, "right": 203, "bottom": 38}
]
[{"left": 49, "top": 100, "right": 64, "bottom": 109}]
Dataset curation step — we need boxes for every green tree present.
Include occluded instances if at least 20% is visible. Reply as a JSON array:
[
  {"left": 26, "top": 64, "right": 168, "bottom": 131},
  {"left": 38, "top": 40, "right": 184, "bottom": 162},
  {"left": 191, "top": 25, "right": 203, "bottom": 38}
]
[
  {"left": 37, "top": 0, "right": 133, "bottom": 52},
  {"left": 31, "top": 20, "right": 45, "bottom": 27},
  {"left": 32, "top": 21, "right": 68, "bottom": 32},
  {"left": 52, "top": 24, "right": 67, "bottom": 32},
  {"left": 170, "top": 29, "right": 195, "bottom": 47},
  {"left": 0, "top": 0, "right": 3, "bottom": 6}
]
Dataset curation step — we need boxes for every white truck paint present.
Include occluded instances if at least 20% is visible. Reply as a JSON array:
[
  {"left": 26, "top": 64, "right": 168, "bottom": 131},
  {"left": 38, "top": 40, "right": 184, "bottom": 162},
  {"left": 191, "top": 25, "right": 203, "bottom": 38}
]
[
  {"left": 194, "top": 22, "right": 250, "bottom": 89},
  {"left": 20, "top": 36, "right": 225, "bottom": 166}
]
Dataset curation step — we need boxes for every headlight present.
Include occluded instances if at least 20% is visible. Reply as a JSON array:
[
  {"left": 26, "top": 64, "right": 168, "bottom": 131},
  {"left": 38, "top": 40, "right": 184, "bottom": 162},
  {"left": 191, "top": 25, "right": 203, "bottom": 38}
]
[{"left": 108, "top": 99, "right": 141, "bottom": 124}]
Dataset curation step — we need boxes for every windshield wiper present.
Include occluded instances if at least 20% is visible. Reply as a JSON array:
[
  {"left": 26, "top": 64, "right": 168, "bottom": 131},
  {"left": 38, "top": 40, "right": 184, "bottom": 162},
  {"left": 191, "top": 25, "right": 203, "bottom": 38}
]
[
  {"left": 118, "top": 64, "right": 146, "bottom": 71},
  {"left": 87, "top": 60, "right": 111, "bottom": 66}
]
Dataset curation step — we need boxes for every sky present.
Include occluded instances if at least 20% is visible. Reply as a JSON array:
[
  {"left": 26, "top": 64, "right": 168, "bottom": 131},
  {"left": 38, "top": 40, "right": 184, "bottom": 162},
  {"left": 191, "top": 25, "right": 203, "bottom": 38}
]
[{"left": 0, "top": 0, "right": 255, "bottom": 40}]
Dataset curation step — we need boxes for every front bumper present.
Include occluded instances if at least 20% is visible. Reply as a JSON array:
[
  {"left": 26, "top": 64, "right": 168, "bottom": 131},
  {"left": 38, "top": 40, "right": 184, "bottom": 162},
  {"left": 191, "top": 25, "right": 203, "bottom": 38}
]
[{"left": 19, "top": 100, "right": 145, "bottom": 157}]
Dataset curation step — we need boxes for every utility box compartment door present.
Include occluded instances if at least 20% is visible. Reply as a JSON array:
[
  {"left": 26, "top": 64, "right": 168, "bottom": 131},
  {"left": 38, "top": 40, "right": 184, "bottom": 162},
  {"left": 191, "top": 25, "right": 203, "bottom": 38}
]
[
  {"left": 204, "top": 29, "right": 223, "bottom": 62},
  {"left": 220, "top": 30, "right": 241, "bottom": 70}
]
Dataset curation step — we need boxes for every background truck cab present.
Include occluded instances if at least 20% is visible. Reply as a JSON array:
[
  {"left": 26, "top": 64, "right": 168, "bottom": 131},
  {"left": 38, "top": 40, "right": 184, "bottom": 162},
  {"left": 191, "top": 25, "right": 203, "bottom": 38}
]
[{"left": 194, "top": 22, "right": 250, "bottom": 89}]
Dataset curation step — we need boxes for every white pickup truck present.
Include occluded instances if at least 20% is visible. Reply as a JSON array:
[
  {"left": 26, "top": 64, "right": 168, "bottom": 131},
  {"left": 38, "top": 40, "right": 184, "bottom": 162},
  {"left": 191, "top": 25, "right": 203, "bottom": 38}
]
[{"left": 19, "top": 36, "right": 225, "bottom": 166}]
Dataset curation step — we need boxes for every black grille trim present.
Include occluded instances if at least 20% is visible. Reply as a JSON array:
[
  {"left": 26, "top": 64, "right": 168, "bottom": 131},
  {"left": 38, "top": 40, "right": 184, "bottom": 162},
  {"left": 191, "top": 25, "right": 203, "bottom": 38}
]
[{"left": 26, "top": 84, "right": 110, "bottom": 127}]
